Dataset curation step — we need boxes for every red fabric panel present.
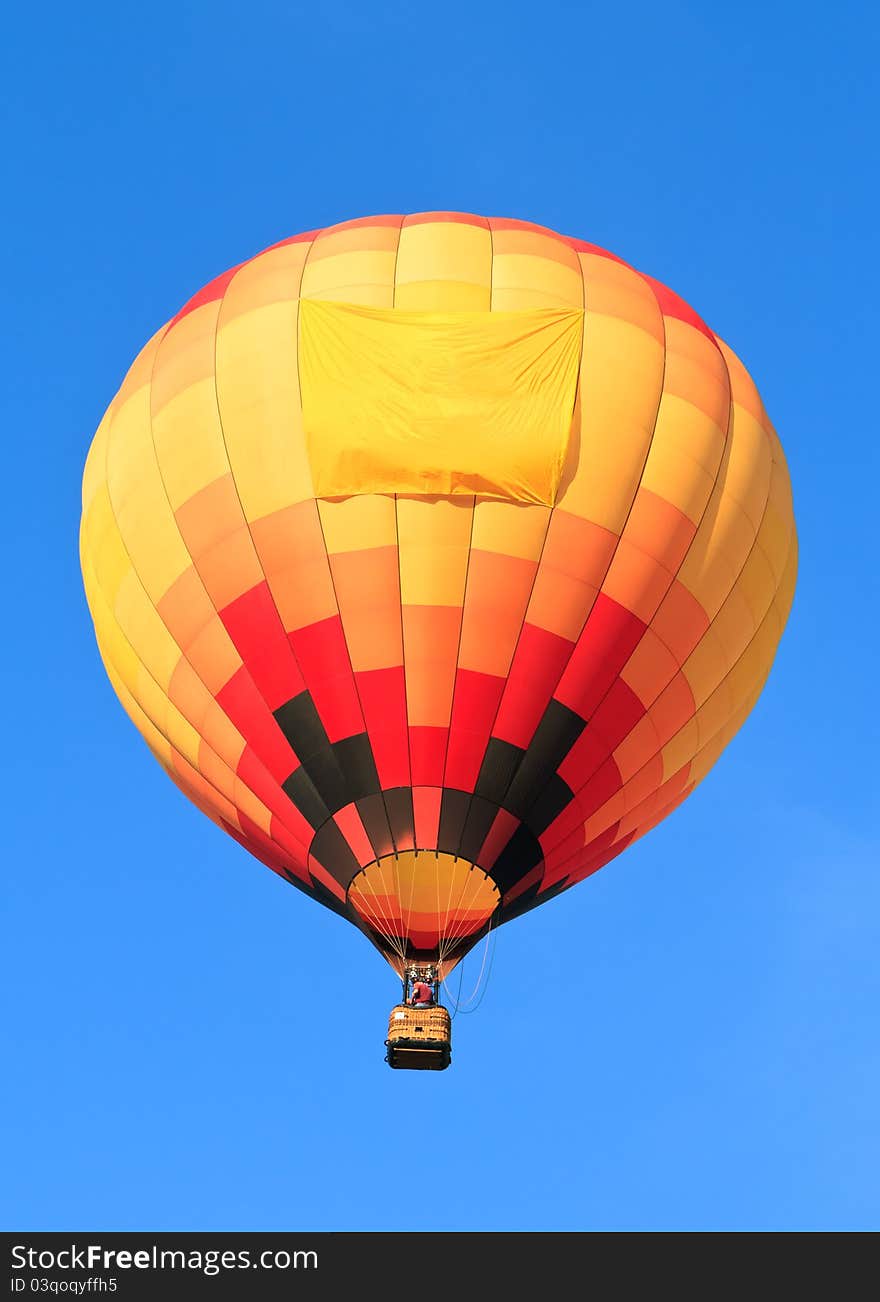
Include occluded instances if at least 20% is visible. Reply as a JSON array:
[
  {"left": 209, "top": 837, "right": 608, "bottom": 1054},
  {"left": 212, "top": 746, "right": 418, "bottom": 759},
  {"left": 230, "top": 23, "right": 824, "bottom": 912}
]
[
  {"left": 405, "top": 211, "right": 489, "bottom": 228},
  {"left": 565, "top": 830, "right": 636, "bottom": 888},
  {"left": 236, "top": 743, "right": 314, "bottom": 846},
  {"left": 588, "top": 679, "right": 646, "bottom": 753},
  {"left": 641, "top": 274, "right": 715, "bottom": 341},
  {"left": 577, "top": 756, "right": 624, "bottom": 820},
  {"left": 539, "top": 797, "right": 590, "bottom": 854},
  {"left": 409, "top": 725, "right": 448, "bottom": 787},
  {"left": 288, "top": 616, "right": 364, "bottom": 741},
  {"left": 412, "top": 787, "right": 442, "bottom": 849},
  {"left": 555, "top": 595, "right": 646, "bottom": 721},
  {"left": 557, "top": 726, "right": 611, "bottom": 792},
  {"left": 444, "top": 668, "right": 506, "bottom": 791},
  {"left": 568, "top": 238, "right": 627, "bottom": 263},
  {"left": 219, "top": 582, "right": 305, "bottom": 711},
  {"left": 478, "top": 808, "right": 520, "bottom": 869},
  {"left": 355, "top": 666, "right": 410, "bottom": 789},
  {"left": 334, "top": 803, "right": 376, "bottom": 868},
  {"left": 502, "top": 862, "right": 545, "bottom": 906},
  {"left": 168, "top": 265, "right": 242, "bottom": 329},
  {"left": 493, "top": 624, "right": 576, "bottom": 749},
  {"left": 216, "top": 666, "right": 297, "bottom": 785}
]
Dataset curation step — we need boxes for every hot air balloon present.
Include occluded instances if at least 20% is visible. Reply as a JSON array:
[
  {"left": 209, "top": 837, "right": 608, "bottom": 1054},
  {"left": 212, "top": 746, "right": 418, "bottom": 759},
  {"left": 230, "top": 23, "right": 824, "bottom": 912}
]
[{"left": 80, "top": 213, "right": 797, "bottom": 1070}]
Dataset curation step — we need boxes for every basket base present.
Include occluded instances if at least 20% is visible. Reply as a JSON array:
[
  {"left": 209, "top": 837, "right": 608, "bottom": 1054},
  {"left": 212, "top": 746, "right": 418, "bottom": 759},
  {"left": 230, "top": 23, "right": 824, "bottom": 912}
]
[{"left": 385, "top": 1037, "right": 451, "bottom": 1071}]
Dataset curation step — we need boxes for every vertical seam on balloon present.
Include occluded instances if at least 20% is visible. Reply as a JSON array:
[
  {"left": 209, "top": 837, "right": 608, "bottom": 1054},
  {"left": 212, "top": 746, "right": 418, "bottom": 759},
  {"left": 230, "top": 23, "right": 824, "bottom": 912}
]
[
  {"left": 438, "top": 215, "right": 494, "bottom": 805},
  {"left": 390, "top": 217, "right": 417, "bottom": 875},
  {"left": 296, "top": 226, "right": 404, "bottom": 887}
]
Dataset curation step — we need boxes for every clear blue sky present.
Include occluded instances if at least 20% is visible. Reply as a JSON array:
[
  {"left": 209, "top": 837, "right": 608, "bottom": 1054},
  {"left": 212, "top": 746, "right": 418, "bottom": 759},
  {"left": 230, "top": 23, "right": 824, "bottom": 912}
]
[{"left": 3, "top": 1, "right": 877, "bottom": 1232}]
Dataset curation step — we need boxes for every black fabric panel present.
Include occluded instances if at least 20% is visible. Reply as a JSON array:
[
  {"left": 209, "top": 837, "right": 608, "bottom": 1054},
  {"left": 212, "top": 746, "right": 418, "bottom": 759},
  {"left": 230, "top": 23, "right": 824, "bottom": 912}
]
[
  {"left": 332, "top": 733, "right": 381, "bottom": 804},
  {"left": 384, "top": 786, "right": 415, "bottom": 850},
  {"left": 356, "top": 793, "right": 395, "bottom": 861},
  {"left": 309, "top": 820, "right": 363, "bottom": 890},
  {"left": 504, "top": 700, "right": 585, "bottom": 814},
  {"left": 489, "top": 824, "right": 543, "bottom": 895},
  {"left": 298, "top": 747, "right": 350, "bottom": 814},
  {"left": 275, "top": 692, "right": 348, "bottom": 812},
  {"left": 459, "top": 796, "right": 499, "bottom": 865},
  {"left": 474, "top": 739, "right": 524, "bottom": 805},
  {"left": 520, "top": 773, "right": 575, "bottom": 838},
  {"left": 437, "top": 789, "right": 472, "bottom": 857},
  {"left": 274, "top": 691, "right": 328, "bottom": 760},
  {"left": 281, "top": 767, "right": 330, "bottom": 831}
]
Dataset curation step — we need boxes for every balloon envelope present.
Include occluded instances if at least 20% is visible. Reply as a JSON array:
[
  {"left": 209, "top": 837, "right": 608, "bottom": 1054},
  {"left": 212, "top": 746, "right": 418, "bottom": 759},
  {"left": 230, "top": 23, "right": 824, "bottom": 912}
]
[{"left": 80, "top": 213, "right": 797, "bottom": 975}]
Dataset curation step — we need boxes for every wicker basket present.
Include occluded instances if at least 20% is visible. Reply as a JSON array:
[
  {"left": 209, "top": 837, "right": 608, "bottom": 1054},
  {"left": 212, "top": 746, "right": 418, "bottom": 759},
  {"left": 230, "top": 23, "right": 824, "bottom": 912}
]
[
  {"left": 385, "top": 1003, "right": 452, "bottom": 1070},
  {"left": 387, "top": 1004, "right": 451, "bottom": 1043}
]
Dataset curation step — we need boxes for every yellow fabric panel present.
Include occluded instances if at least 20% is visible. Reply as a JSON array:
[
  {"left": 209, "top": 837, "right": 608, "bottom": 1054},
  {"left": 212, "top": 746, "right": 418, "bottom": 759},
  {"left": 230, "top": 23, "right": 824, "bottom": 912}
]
[
  {"left": 678, "top": 478, "right": 763, "bottom": 621},
  {"left": 662, "top": 318, "right": 731, "bottom": 422},
  {"left": 184, "top": 615, "right": 243, "bottom": 696},
  {"left": 218, "top": 240, "right": 313, "bottom": 320},
  {"left": 170, "top": 751, "right": 239, "bottom": 830},
  {"left": 85, "top": 541, "right": 278, "bottom": 842},
  {"left": 555, "top": 312, "right": 665, "bottom": 529},
  {"left": 318, "top": 494, "right": 398, "bottom": 553},
  {"left": 638, "top": 323, "right": 729, "bottom": 523},
  {"left": 491, "top": 253, "right": 584, "bottom": 310},
  {"left": 87, "top": 569, "right": 201, "bottom": 769},
  {"left": 249, "top": 502, "right": 337, "bottom": 633},
  {"left": 104, "top": 656, "right": 173, "bottom": 768},
  {"left": 469, "top": 499, "right": 550, "bottom": 559},
  {"left": 152, "top": 378, "right": 231, "bottom": 510},
  {"left": 215, "top": 298, "right": 315, "bottom": 517},
  {"left": 401, "top": 605, "right": 463, "bottom": 727},
  {"left": 105, "top": 384, "right": 192, "bottom": 602},
  {"left": 149, "top": 303, "right": 217, "bottom": 414},
  {"left": 82, "top": 487, "right": 132, "bottom": 612},
  {"left": 394, "top": 220, "right": 492, "bottom": 309},
  {"left": 660, "top": 716, "right": 700, "bottom": 780},
  {"left": 638, "top": 400, "right": 723, "bottom": 523},
  {"left": 578, "top": 253, "right": 665, "bottom": 342},
  {"left": 112, "top": 325, "right": 167, "bottom": 408},
  {"left": 736, "top": 542, "right": 778, "bottom": 625},
  {"left": 716, "top": 338, "right": 772, "bottom": 432},
  {"left": 301, "top": 250, "right": 398, "bottom": 305},
  {"left": 299, "top": 300, "right": 582, "bottom": 505},
  {"left": 307, "top": 223, "right": 400, "bottom": 262},
  {"left": 82, "top": 406, "right": 115, "bottom": 515},
  {"left": 113, "top": 569, "right": 184, "bottom": 691},
  {"left": 397, "top": 496, "right": 472, "bottom": 606},
  {"left": 350, "top": 851, "right": 498, "bottom": 916},
  {"left": 395, "top": 280, "right": 491, "bottom": 311},
  {"left": 719, "top": 407, "right": 773, "bottom": 531},
  {"left": 758, "top": 500, "right": 794, "bottom": 582}
]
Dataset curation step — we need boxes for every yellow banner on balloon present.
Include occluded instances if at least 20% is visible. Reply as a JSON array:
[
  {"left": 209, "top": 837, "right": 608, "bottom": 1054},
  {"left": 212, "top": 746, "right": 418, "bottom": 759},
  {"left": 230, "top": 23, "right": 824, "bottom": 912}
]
[{"left": 298, "top": 299, "right": 583, "bottom": 505}]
